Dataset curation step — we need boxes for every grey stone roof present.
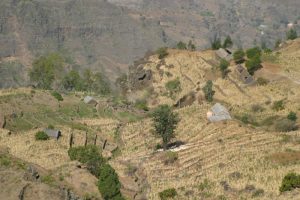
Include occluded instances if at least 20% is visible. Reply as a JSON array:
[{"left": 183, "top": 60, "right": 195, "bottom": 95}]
[
  {"left": 208, "top": 103, "right": 231, "bottom": 122},
  {"left": 44, "top": 129, "right": 61, "bottom": 139}
]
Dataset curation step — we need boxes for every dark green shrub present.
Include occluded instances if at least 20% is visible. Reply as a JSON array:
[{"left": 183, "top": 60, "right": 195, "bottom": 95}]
[
  {"left": 287, "top": 112, "right": 297, "bottom": 122},
  {"left": 159, "top": 188, "right": 177, "bottom": 200},
  {"left": 222, "top": 36, "right": 233, "bottom": 48},
  {"left": 35, "top": 131, "right": 49, "bottom": 141},
  {"left": 68, "top": 145, "right": 104, "bottom": 177},
  {"left": 176, "top": 41, "right": 187, "bottom": 50},
  {"left": 97, "top": 164, "right": 124, "bottom": 200},
  {"left": 245, "top": 56, "right": 262, "bottom": 75},
  {"left": 156, "top": 47, "right": 169, "bottom": 59},
  {"left": 211, "top": 36, "right": 222, "bottom": 50},
  {"left": 233, "top": 49, "right": 245, "bottom": 63},
  {"left": 219, "top": 59, "right": 229, "bottom": 78},
  {"left": 286, "top": 29, "right": 298, "bottom": 40},
  {"left": 272, "top": 100, "right": 284, "bottom": 111},
  {"left": 202, "top": 80, "right": 215, "bottom": 102},
  {"left": 275, "top": 119, "right": 297, "bottom": 132},
  {"left": 246, "top": 47, "right": 262, "bottom": 59},
  {"left": 51, "top": 91, "right": 63, "bottom": 101},
  {"left": 280, "top": 173, "right": 300, "bottom": 193}
]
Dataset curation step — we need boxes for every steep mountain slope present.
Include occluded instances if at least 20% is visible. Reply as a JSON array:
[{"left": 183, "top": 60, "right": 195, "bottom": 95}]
[{"left": 1, "top": 0, "right": 300, "bottom": 88}]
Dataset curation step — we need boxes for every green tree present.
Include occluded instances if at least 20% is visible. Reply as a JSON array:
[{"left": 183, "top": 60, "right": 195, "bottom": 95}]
[
  {"left": 286, "top": 29, "right": 298, "bottom": 40},
  {"left": 245, "top": 55, "right": 262, "bottom": 75},
  {"left": 188, "top": 40, "right": 196, "bottom": 51},
  {"left": 219, "top": 59, "right": 229, "bottom": 78},
  {"left": 92, "top": 72, "right": 111, "bottom": 95},
  {"left": 233, "top": 49, "right": 245, "bottom": 63},
  {"left": 223, "top": 36, "right": 233, "bottom": 48},
  {"left": 51, "top": 91, "right": 64, "bottom": 101},
  {"left": 29, "top": 53, "right": 64, "bottom": 89},
  {"left": 97, "top": 164, "right": 124, "bottom": 200},
  {"left": 246, "top": 47, "right": 262, "bottom": 59},
  {"left": 202, "top": 80, "right": 215, "bottom": 102},
  {"left": 176, "top": 41, "right": 187, "bottom": 50},
  {"left": 152, "top": 105, "right": 180, "bottom": 151},
  {"left": 62, "top": 70, "right": 83, "bottom": 91}
]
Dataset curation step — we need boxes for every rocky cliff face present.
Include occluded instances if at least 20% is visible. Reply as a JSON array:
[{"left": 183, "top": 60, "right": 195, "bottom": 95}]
[
  {"left": 0, "top": 0, "right": 299, "bottom": 88},
  {"left": 0, "top": 0, "right": 170, "bottom": 87}
]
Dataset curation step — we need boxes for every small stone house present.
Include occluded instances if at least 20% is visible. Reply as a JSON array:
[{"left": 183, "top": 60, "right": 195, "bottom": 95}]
[
  {"left": 44, "top": 129, "right": 61, "bottom": 140},
  {"left": 215, "top": 48, "right": 233, "bottom": 61},
  {"left": 207, "top": 103, "right": 231, "bottom": 122},
  {"left": 235, "top": 65, "right": 254, "bottom": 84}
]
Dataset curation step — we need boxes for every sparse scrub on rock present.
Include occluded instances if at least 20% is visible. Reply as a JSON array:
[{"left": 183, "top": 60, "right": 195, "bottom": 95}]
[
  {"left": 176, "top": 41, "right": 187, "bottom": 50},
  {"left": 156, "top": 47, "right": 169, "bottom": 59}
]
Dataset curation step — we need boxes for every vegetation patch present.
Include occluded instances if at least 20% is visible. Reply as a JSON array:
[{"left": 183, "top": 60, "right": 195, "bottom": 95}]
[
  {"left": 35, "top": 131, "right": 49, "bottom": 141},
  {"left": 165, "top": 78, "right": 181, "bottom": 98},
  {"left": 159, "top": 188, "right": 177, "bottom": 200},
  {"left": 280, "top": 173, "right": 300, "bottom": 193},
  {"left": 51, "top": 91, "right": 63, "bottom": 101}
]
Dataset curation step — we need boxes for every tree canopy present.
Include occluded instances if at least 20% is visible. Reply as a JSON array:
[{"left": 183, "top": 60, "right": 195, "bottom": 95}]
[{"left": 152, "top": 105, "right": 180, "bottom": 150}]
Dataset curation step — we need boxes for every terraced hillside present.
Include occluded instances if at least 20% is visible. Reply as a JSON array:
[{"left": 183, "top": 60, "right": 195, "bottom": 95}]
[{"left": 1, "top": 39, "right": 300, "bottom": 199}]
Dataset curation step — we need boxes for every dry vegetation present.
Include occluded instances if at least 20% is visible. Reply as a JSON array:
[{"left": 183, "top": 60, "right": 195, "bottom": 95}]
[{"left": 1, "top": 39, "right": 300, "bottom": 199}]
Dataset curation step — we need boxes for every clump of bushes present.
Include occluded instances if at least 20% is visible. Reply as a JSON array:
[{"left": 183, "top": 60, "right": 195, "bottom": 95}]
[
  {"left": 280, "top": 173, "right": 300, "bottom": 193},
  {"left": 286, "top": 29, "right": 298, "bottom": 40},
  {"left": 156, "top": 47, "right": 169, "bottom": 59},
  {"left": 219, "top": 59, "right": 229, "bottom": 78},
  {"left": 287, "top": 112, "right": 297, "bottom": 122},
  {"left": 233, "top": 49, "right": 245, "bottom": 64},
  {"left": 35, "top": 131, "right": 49, "bottom": 141},
  {"left": 164, "top": 151, "right": 178, "bottom": 165},
  {"left": 68, "top": 146, "right": 124, "bottom": 200},
  {"left": 176, "top": 41, "right": 187, "bottom": 50},
  {"left": 159, "top": 188, "right": 177, "bottom": 200},
  {"left": 272, "top": 100, "right": 285, "bottom": 111},
  {"left": 51, "top": 91, "right": 63, "bottom": 101},
  {"left": 275, "top": 119, "right": 297, "bottom": 132}
]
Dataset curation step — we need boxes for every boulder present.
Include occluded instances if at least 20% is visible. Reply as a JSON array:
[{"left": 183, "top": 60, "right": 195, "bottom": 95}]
[{"left": 23, "top": 166, "right": 40, "bottom": 181}]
